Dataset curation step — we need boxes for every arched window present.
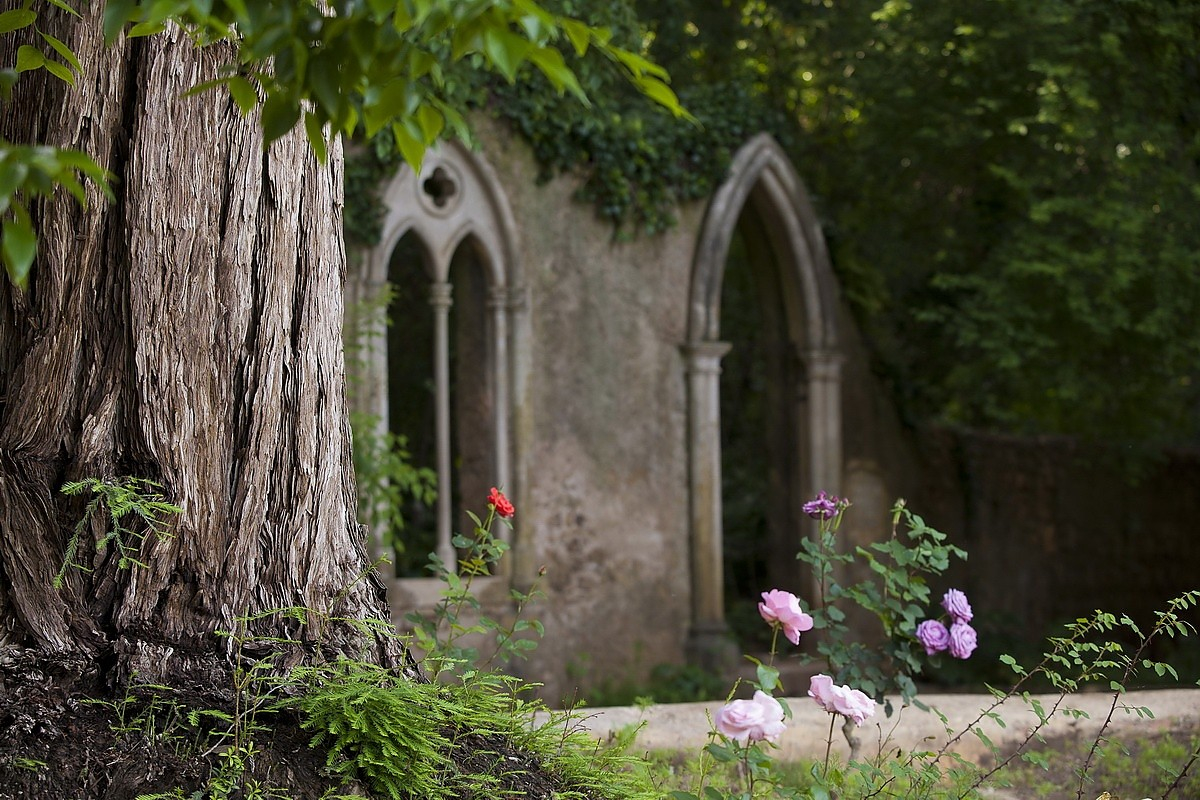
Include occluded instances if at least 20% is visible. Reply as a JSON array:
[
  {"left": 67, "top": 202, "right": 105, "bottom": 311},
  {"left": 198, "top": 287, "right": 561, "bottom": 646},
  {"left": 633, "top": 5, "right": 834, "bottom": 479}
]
[
  {"left": 683, "top": 135, "right": 843, "bottom": 665},
  {"left": 349, "top": 143, "right": 525, "bottom": 612}
]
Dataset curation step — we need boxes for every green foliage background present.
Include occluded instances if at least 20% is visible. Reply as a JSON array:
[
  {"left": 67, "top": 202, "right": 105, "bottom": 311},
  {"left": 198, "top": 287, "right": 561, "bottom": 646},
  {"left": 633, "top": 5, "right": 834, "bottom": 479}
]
[
  {"left": 349, "top": 0, "right": 1200, "bottom": 449},
  {"left": 649, "top": 0, "right": 1200, "bottom": 447}
]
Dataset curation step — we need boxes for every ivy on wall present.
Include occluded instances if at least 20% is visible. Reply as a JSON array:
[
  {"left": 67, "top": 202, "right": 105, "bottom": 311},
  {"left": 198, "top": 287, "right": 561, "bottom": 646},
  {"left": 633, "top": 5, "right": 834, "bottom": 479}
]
[{"left": 343, "top": 0, "right": 790, "bottom": 247}]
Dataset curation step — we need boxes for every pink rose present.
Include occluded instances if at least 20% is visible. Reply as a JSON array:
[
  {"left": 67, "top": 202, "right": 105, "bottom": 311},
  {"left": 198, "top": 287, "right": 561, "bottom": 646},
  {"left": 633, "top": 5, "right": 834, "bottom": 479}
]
[
  {"left": 941, "top": 589, "right": 973, "bottom": 623},
  {"left": 714, "top": 690, "right": 787, "bottom": 745},
  {"left": 915, "top": 619, "right": 950, "bottom": 655},
  {"left": 808, "top": 674, "right": 837, "bottom": 713},
  {"left": 758, "top": 589, "right": 814, "bottom": 646},
  {"left": 948, "top": 621, "right": 978, "bottom": 659},
  {"left": 808, "top": 674, "right": 876, "bottom": 726}
]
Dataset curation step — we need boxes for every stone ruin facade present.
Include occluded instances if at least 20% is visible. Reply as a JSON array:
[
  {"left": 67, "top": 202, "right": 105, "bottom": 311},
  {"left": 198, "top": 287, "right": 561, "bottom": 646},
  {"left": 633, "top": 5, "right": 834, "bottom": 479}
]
[
  {"left": 343, "top": 117, "right": 927, "bottom": 702},
  {"left": 346, "top": 118, "right": 1200, "bottom": 701}
]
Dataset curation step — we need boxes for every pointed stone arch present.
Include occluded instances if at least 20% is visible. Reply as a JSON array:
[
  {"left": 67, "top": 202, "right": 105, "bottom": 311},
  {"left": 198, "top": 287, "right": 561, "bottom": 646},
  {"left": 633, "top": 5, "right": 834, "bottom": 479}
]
[
  {"left": 683, "top": 134, "right": 843, "bottom": 663},
  {"left": 349, "top": 141, "right": 529, "bottom": 614}
]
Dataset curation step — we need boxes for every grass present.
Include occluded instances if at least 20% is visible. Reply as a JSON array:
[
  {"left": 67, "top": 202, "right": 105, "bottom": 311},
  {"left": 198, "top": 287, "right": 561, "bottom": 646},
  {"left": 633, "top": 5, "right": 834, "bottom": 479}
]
[
  {"left": 988, "top": 728, "right": 1200, "bottom": 800},
  {"left": 625, "top": 727, "right": 1200, "bottom": 800}
]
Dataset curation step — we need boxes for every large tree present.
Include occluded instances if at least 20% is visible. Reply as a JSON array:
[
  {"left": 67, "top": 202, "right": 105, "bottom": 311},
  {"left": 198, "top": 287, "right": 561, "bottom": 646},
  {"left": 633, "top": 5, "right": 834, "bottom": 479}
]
[
  {"left": 1, "top": 1, "right": 404, "bottom": 683},
  {"left": 0, "top": 1, "right": 681, "bottom": 795}
]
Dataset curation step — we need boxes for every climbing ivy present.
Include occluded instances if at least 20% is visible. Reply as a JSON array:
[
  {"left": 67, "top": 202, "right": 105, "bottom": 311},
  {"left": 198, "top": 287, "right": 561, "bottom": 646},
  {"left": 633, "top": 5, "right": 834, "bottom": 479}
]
[{"left": 344, "top": 0, "right": 792, "bottom": 244}]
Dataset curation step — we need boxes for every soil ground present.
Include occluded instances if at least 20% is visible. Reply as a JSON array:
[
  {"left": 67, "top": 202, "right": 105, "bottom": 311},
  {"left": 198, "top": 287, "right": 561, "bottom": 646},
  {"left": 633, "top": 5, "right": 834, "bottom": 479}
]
[{"left": 0, "top": 649, "right": 597, "bottom": 800}]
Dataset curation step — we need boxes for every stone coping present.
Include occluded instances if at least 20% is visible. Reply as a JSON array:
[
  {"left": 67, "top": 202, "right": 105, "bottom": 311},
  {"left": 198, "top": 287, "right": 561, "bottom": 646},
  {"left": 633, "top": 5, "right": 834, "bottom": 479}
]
[{"left": 550, "top": 689, "right": 1200, "bottom": 765}]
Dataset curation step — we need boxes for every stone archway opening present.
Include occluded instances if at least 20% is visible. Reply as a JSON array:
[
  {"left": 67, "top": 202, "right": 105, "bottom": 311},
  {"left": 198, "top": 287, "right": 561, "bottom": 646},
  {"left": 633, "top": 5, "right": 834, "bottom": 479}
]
[
  {"left": 348, "top": 140, "right": 529, "bottom": 617},
  {"left": 384, "top": 230, "right": 437, "bottom": 576},
  {"left": 684, "top": 134, "right": 842, "bottom": 668},
  {"left": 383, "top": 233, "right": 496, "bottom": 577},
  {"left": 719, "top": 210, "right": 807, "bottom": 652}
]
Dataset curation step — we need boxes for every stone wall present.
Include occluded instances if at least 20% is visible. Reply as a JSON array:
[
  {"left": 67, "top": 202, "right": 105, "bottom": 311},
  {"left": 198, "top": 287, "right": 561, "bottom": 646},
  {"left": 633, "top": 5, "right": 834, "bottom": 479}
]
[{"left": 474, "top": 121, "right": 704, "bottom": 700}]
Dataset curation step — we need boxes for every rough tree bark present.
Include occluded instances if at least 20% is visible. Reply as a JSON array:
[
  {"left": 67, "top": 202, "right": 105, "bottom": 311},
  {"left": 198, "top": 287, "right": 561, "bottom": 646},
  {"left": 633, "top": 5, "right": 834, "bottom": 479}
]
[{"left": 0, "top": 3, "right": 402, "bottom": 688}]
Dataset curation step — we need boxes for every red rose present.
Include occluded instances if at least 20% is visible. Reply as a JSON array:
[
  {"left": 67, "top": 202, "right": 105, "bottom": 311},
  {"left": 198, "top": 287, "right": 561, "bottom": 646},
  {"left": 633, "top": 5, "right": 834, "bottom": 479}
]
[{"left": 488, "top": 487, "right": 514, "bottom": 519}]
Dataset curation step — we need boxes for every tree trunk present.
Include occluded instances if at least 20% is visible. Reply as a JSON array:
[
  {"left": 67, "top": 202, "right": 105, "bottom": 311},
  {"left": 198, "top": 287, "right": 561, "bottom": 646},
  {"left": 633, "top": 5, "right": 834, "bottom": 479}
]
[{"left": 0, "top": 3, "right": 401, "bottom": 686}]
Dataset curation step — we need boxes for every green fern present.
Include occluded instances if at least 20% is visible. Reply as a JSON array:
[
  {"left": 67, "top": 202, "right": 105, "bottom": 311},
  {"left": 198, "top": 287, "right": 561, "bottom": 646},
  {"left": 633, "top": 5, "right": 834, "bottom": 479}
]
[{"left": 55, "top": 476, "right": 181, "bottom": 588}]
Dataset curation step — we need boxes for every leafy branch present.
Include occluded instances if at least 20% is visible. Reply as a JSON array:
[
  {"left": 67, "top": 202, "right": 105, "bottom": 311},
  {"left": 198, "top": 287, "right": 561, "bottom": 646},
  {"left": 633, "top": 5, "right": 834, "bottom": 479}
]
[{"left": 54, "top": 476, "right": 182, "bottom": 588}]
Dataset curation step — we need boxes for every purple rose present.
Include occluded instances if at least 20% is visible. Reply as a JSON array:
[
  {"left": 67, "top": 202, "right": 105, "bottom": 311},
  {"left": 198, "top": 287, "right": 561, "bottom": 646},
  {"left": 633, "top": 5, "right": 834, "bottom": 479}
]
[
  {"left": 948, "top": 621, "right": 978, "bottom": 659},
  {"left": 802, "top": 491, "right": 840, "bottom": 520},
  {"left": 916, "top": 619, "right": 950, "bottom": 655},
  {"left": 942, "top": 589, "right": 973, "bottom": 623}
]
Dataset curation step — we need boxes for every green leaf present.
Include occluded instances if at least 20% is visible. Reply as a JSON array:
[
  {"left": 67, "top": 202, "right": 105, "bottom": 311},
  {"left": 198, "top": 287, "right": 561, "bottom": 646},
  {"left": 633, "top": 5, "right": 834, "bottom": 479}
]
[
  {"left": 2, "top": 205, "right": 37, "bottom": 289},
  {"left": 127, "top": 21, "right": 167, "bottom": 38},
  {"left": 0, "top": 9, "right": 37, "bottom": 34},
  {"left": 512, "top": 0, "right": 554, "bottom": 42},
  {"left": 38, "top": 32, "right": 82, "bottom": 73},
  {"left": 307, "top": 51, "right": 342, "bottom": 121},
  {"left": 15, "top": 45, "right": 45, "bottom": 73},
  {"left": 260, "top": 92, "right": 300, "bottom": 143},
  {"left": 41, "top": 59, "right": 75, "bottom": 86},
  {"left": 58, "top": 172, "right": 87, "bottom": 205},
  {"left": 363, "top": 79, "right": 410, "bottom": 137},
  {"left": 392, "top": 1, "right": 413, "bottom": 32},
  {"left": 303, "top": 112, "right": 327, "bottom": 164},
  {"left": 415, "top": 104, "right": 443, "bottom": 144},
  {"left": 227, "top": 75, "right": 258, "bottom": 115},
  {"left": 560, "top": 18, "right": 591, "bottom": 56},
  {"left": 0, "top": 160, "right": 28, "bottom": 215},
  {"left": 44, "top": 0, "right": 80, "bottom": 15},
  {"left": 0, "top": 68, "right": 16, "bottom": 101},
  {"left": 611, "top": 46, "right": 669, "bottom": 80},
  {"left": 756, "top": 664, "right": 780, "bottom": 693},
  {"left": 703, "top": 742, "right": 736, "bottom": 763},
  {"left": 102, "top": 0, "right": 136, "bottom": 42},
  {"left": 391, "top": 121, "right": 426, "bottom": 172},
  {"left": 526, "top": 46, "right": 586, "bottom": 103},
  {"left": 482, "top": 26, "right": 532, "bottom": 82},
  {"left": 638, "top": 77, "right": 696, "bottom": 121}
]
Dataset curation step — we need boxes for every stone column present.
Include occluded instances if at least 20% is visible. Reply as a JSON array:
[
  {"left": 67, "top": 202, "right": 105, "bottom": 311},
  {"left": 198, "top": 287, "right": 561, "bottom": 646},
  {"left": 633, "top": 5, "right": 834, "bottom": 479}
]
[
  {"left": 431, "top": 281, "right": 455, "bottom": 567},
  {"left": 682, "top": 341, "right": 738, "bottom": 669},
  {"left": 488, "top": 285, "right": 510, "bottom": 497},
  {"left": 804, "top": 348, "right": 843, "bottom": 498},
  {"left": 804, "top": 348, "right": 843, "bottom": 601}
]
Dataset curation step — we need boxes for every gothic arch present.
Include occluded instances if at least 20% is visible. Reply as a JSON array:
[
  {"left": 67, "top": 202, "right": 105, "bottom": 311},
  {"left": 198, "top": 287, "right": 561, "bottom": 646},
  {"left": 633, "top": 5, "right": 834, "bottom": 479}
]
[
  {"left": 352, "top": 141, "right": 529, "bottom": 613},
  {"left": 683, "top": 134, "right": 843, "bottom": 662}
]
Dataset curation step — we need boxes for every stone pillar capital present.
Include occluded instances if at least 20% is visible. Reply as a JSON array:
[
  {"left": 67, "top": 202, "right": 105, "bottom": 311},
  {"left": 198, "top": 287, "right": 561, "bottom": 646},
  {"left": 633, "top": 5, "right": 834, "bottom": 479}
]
[
  {"left": 487, "top": 285, "right": 508, "bottom": 310},
  {"left": 430, "top": 281, "right": 453, "bottom": 309},
  {"left": 681, "top": 340, "right": 732, "bottom": 374},
  {"left": 804, "top": 348, "right": 843, "bottom": 381}
]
